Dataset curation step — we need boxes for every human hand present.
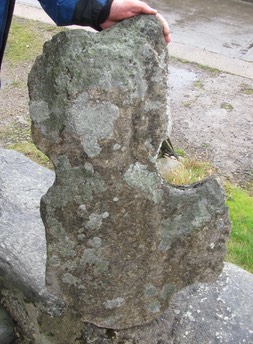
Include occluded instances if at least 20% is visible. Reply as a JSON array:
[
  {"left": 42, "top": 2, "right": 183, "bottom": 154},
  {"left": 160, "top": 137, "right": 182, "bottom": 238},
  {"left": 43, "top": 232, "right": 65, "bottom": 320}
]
[
  {"left": 155, "top": 12, "right": 171, "bottom": 44},
  {"left": 100, "top": 0, "right": 171, "bottom": 44}
]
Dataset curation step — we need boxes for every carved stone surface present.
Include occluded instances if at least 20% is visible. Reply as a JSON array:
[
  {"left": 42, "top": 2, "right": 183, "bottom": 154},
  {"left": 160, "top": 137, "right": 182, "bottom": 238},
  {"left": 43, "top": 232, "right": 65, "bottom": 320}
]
[{"left": 28, "top": 16, "right": 231, "bottom": 330}]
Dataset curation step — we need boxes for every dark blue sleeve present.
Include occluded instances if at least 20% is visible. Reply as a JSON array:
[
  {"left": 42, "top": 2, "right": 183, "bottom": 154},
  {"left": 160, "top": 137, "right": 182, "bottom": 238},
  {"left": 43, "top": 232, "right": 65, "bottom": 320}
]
[
  {"left": 0, "top": 0, "right": 15, "bottom": 71},
  {"left": 38, "top": 0, "right": 113, "bottom": 30},
  {"left": 73, "top": 0, "right": 113, "bottom": 30},
  {"left": 38, "top": 0, "right": 79, "bottom": 26},
  {"left": 0, "top": 0, "right": 9, "bottom": 49}
]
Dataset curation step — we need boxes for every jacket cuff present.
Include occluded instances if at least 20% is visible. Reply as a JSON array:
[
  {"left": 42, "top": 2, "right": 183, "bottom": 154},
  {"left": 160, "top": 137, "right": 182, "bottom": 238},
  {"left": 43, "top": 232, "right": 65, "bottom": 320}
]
[
  {"left": 97, "top": 0, "right": 113, "bottom": 30},
  {"left": 73, "top": 0, "right": 113, "bottom": 31}
]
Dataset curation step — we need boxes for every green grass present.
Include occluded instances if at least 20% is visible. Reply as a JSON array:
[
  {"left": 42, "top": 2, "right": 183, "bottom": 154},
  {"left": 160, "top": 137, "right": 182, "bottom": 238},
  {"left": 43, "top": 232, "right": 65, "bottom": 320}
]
[
  {"left": 7, "top": 141, "right": 53, "bottom": 169},
  {"left": 225, "top": 183, "right": 253, "bottom": 273},
  {"left": 6, "top": 20, "right": 39, "bottom": 64},
  {"left": 171, "top": 56, "right": 221, "bottom": 76},
  {"left": 175, "top": 148, "right": 187, "bottom": 157},
  {"left": 5, "top": 17, "right": 63, "bottom": 65}
]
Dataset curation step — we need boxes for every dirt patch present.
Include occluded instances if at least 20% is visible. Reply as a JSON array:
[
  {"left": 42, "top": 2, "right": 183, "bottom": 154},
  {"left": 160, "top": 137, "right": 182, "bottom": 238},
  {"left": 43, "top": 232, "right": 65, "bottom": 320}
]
[
  {"left": 170, "top": 58, "right": 253, "bottom": 189},
  {"left": 0, "top": 17, "right": 63, "bottom": 147}
]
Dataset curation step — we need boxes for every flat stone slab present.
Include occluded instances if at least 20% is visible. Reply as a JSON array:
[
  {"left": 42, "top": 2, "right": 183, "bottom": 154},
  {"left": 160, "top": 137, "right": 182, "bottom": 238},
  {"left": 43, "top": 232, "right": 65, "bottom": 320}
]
[{"left": 161, "top": 262, "right": 253, "bottom": 344}]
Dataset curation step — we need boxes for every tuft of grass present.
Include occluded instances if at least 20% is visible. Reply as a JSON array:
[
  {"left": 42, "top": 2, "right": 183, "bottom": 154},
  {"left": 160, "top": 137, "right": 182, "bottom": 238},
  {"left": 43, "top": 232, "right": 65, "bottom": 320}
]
[
  {"left": 194, "top": 80, "right": 204, "bottom": 89},
  {"left": 240, "top": 83, "right": 253, "bottom": 95},
  {"left": 162, "top": 155, "right": 217, "bottom": 185},
  {"left": 7, "top": 142, "right": 53, "bottom": 169},
  {"left": 183, "top": 101, "right": 191, "bottom": 107},
  {"left": 195, "top": 63, "right": 221, "bottom": 75},
  {"left": 220, "top": 102, "right": 234, "bottom": 111},
  {"left": 175, "top": 148, "right": 187, "bottom": 157},
  {"left": 225, "top": 183, "right": 253, "bottom": 273}
]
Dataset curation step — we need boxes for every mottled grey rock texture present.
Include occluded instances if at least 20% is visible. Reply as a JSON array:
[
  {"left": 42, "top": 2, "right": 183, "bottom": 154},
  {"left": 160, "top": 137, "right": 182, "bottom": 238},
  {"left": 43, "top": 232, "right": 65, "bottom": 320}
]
[
  {"left": 0, "top": 305, "right": 15, "bottom": 344},
  {"left": 0, "top": 148, "right": 54, "bottom": 297},
  {"left": 161, "top": 262, "right": 253, "bottom": 344},
  {"left": 77, "top": 263, "right": 253, "bottom": 344},
  {"left": 28, "top": 15, "right": 230, "bottom": 332}
]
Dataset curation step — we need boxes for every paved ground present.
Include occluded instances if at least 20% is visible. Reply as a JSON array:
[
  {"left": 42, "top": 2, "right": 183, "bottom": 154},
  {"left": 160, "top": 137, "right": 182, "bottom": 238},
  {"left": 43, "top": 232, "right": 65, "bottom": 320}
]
[
  {"left": 158, "top": 0, "right": 253, "bottom": 61},
  {"left": 11, "top": 0, "right": 253, "bottom": 187}
]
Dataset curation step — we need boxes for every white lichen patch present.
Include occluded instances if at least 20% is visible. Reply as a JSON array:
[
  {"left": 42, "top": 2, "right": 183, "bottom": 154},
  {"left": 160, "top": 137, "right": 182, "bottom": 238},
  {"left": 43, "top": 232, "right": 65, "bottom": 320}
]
[
  {"left": 77, "top": 204, "right": 87, "bottom": 217},
  {"left": 88, "top": 237, "right": 102, "bottom": 248},
  {"left": 113, "top": 143, "right": 121, "bottom": 151},
  {"left": 84, "top": 162, "right": 94, "bottom": 173},
  {"left": 160, "top": 284, "right": 176, "bottom": 300},
  {"left": 144, "top": 285, "right": 158, "bottom": 297},
  {"left": 77, "top": 234, "right": 86, "bottom": 241},
  {"left": 191, "top": 199, "right": 211, "bottom": 228},
  {"left": 48, "top": 220, "right": 76, "bottom": 257},
  {"left": 30, "top": 100, "right": 50, "bottom": 124},
  {"left": 158, "top": 218, "right": 180, "bottom": 252},
  {"left": 104, "top": 297, "right": 125, "bottom": 310},
  {"left": 62, "top": 272, "right": 81, "bottom": 286},
  {"left": 85, "top": 212, "right": 109, "bottom": 230},
  {"left": 147, "top": 300, "right": 161, "bottom": 313},
  {"left": 99, "top": 314, "right": 123, "bottom": 328},
  {"left": 124, "top": 162, "right": 163, "bottom": 203},
  {"left": 68, "top": 93, "right": 120, "bottom": 157},
  {"left": 80, "top": 248, "right": 109, "bottom": 274}
]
